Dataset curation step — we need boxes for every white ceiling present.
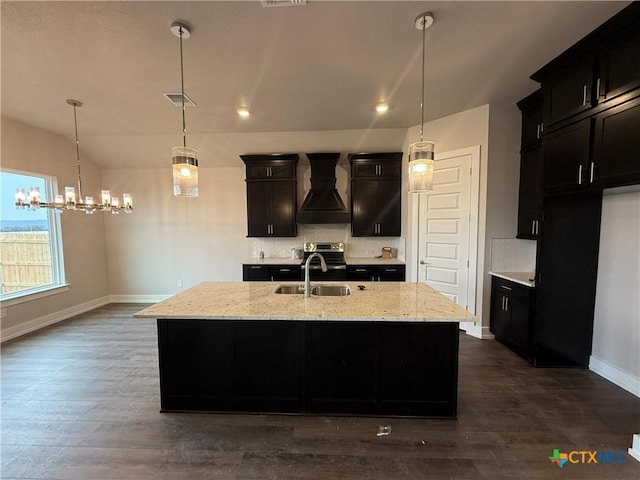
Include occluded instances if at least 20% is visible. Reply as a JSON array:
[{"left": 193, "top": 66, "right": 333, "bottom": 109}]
[{"left": 1, "top": 1, "right": 631, "bottom": 168}]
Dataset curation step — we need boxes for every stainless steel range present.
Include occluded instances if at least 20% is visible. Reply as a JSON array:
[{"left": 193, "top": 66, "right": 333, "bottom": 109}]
[{"left": 301, "top": 242, "right": 346, "bottom": 281}]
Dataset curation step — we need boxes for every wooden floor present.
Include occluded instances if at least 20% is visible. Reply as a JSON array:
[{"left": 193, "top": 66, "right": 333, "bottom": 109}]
[{"left": 1, "top": 304, "right": 639, "bottom": 479}]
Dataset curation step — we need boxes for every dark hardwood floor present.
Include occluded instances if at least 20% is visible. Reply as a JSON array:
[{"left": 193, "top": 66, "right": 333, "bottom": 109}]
[{"left": 1, "top": 304, "right": 638, "bottom": 479}]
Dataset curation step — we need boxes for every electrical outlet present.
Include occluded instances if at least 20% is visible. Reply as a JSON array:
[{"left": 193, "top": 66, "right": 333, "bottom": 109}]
[{"left": 177, "top": 280, "right": 183, "bottom": 288}]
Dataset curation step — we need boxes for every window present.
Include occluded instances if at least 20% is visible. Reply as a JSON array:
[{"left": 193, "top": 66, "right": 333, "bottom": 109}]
[{"left": 1, "top": 170, "right": 66, "bottom": 301}]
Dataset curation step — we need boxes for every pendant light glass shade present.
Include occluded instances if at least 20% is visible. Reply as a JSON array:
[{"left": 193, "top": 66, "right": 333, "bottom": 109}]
[
  {"left": 172, "top": 146, "right": 199, "bottom": 197},
  {"left": 409, "top": 12, "right": 435, "bottom": 194},
  {"left": 171, "top": 22, "right": 199, "bottom": 197},
  {"left": 408, "top": 140, "right": 434, "bottom": 193}
]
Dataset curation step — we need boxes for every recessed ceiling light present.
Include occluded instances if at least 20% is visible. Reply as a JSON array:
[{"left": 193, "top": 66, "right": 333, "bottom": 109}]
[
  {"left": 376, "top": 103, "right": 389, "bottom": 114},
  {"left": 237, "top": 108, "right": 250, "bottom": 118}
]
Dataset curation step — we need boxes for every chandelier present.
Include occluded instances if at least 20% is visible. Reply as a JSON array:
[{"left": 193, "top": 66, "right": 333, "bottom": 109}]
[
  {"left": 408, "top": 12, "right": 436, "bottom": 194},
  {"left": 14, "top": 99, "right": 133, "bottom": 214},
  {"left": 171, "top": 22, "right": 199, "bottom": 197}
]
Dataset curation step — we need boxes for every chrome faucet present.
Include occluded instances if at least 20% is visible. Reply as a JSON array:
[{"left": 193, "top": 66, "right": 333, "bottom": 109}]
[{"left": 304, "top": 252, "right": 327, "bottom": 298}]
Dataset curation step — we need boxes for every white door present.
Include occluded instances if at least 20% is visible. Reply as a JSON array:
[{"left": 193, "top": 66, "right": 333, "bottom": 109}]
[{"left": 417, "top": 147, "right": 479, "bottom": 332}]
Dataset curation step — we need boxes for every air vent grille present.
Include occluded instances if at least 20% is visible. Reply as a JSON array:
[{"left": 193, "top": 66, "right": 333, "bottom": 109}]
[{"left": 162, "top": 93, "right": 196, "bottom": 107}]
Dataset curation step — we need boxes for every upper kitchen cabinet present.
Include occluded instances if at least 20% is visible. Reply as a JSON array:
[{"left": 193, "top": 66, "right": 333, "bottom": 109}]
[
  {"left": 541, "top": 118, "right": 593, "bottom": 194},
  {"left": 516, "top": 90, "right": 543, "bottom": 239},
  {"left": 531, "top": 2, "right": 640, "bottom": 129},
  {"left": 591, "top": 95, "right": 640, "bottom": 188},
  {"left": 348, "top": 153, "right": 402, "bottom": 237},
  {"left": 241, "top": 154, "right": 298, "bottom": 238}
]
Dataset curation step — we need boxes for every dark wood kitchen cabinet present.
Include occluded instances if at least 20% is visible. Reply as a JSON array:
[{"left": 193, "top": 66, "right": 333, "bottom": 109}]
[
  {"left": 242, "top": 264, "right": 301, "bottom": 281},
  {"left": 516, "top": 90, "right": 543, "bottom": 239},
  {"left": 490, "top": 276, "right": 534, "bottom": 362},
  {"left": 541, "top": 118, "right": 593, "bottom": 194},
  {"left": 349, "top": 152, "right": 402, "bottom": 237},
  {"left": 346, "top": 264, "right": 406, "bottom": 282},
  {"left": 534, "top": 193, "right": 602, "bottom": 367},
  {"left": 591, "top": 95, "right": 640, "bottom": 188},
  {"left": 241, "top": 154, "right": 298, "bottom": 237},
  {"left": 531, "top": 3, "right": 640, "bottom": 128}
]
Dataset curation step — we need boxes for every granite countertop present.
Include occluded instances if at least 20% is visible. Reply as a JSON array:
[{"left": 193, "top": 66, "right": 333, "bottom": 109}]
[
  {"left": 489, "top": 271, "right": 536, "bottom": 288},
  {"left": 134, "top": 281, "right": 474, "bottom": 323},
  {"left": 344, "top": 257, "right": 405, "bottom": 265},
  {"left": 242, "top": 258, "right": 302, "bottom": 265},
  {"left": 242, "top": 258, "right": 405, "bottom": 266}
]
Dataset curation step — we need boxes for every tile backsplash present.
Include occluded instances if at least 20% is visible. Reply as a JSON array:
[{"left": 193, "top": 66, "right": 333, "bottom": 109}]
[
  {"left": 490, "top": 238, "right": 537, "bottom": 272},
  {"left": 248, "top": 225, "right": 404, "bottom": 259}
]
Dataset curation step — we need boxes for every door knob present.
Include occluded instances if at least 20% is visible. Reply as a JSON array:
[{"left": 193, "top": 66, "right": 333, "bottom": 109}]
[{"left": 419, "top": 260, "right": 431, "bottom": 265}]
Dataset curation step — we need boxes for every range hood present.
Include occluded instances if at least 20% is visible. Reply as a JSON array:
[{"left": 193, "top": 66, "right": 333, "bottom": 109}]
[{"left": 297, "top": 153, "right": 350, "bottom": 224}]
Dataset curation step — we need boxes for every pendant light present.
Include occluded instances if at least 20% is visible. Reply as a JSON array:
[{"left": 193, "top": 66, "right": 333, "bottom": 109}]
[
  {"left": 408, "top": 12, "right": 435, "bottom": 194},
  {"left": 171, "top": 22, "right": 199, "bottom": 197},
  {"left": 14, "top": 99, "right": 133, "bottom": 214}
]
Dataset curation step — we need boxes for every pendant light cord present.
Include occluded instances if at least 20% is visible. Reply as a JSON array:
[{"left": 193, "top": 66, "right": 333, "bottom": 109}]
[
  {"left": 419, "top": 15, "right": 426, "bottom": 143},
  {"left": 72, "top": 103, "right": 83, "bottom": 199},
  {"left": 179, "top": 26, "right": 186, "bottom": 149}
]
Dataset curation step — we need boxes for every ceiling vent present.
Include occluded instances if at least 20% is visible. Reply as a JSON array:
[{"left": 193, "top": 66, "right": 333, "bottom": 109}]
[
  {"left": 163, "top": 93, "right": 196, "bottom": 107},
  {"left": 261, "top": 0, "right": 307, "bottom": 7}
]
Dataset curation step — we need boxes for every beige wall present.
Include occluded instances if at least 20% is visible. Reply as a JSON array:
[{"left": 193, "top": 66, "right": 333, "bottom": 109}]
[
  {"left": 103, "top": 167, "right": 248, "bottom": 296},
  {"left": 1, "top": 117, "right": 109, "bottom": 336},
  {"left": 592, "top": 189, "right": 640, "bottom": 394}
]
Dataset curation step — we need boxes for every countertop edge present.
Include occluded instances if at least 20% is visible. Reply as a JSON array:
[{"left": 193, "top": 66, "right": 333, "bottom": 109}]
[{"left": 489, "top": 271, "right": 535, "bottom": 288}]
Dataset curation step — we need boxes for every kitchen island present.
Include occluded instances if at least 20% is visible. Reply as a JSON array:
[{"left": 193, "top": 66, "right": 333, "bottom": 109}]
[{"left": 135, "top": 281, "right": 475, "bottom": 418}]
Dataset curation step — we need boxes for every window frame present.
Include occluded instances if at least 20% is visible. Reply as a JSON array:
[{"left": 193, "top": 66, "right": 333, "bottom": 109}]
[{"left": 1, "top": 168, "right": 68, "bottom": 305}]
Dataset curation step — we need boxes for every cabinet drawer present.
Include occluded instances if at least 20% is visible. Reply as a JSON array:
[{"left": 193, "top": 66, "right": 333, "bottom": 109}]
[
  {"left": 491, "top": 277, "right": 533, "bottom": 303},
  {"left": 351, "top": 160, "right": 401, "bottom": 179},
  {"left": 243, "top": 265, "right": 270, "bottom": 281},
  {"left": 346, "top": 266, "right": 376, "bottom": 281}
]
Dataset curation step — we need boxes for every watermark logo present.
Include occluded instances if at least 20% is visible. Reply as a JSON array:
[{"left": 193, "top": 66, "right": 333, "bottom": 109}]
[{"left": 549, "top": 449, "right": 626, "bottom": 468}]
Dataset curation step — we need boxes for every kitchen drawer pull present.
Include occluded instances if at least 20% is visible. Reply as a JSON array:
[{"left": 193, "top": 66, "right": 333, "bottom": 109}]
[
  {"left": 250, "top": 266, "right": 262, "bottom": 269},
  {"left": 536, "top": 123, "right": 540, "bottom": 139},
  {"left": 532, "top": 220, "right": 536, "bottom": 234},
  {"left": 354, "top": 268, "right": 367, "bottom": 272},
  {"left": 505, "top": 297, "right": 509, "bottom": 310},
  {"left": 384, "top": 269, "right": 397, "bottom": 272},
  {"left": 279, "top": 269, "right": 290, "bottom": 272},
  {"left": 582, "top": 84, "right": 588, "bottom": 106},
  {"left": 589, "top": 162, "right": 595, "bottom": 183},
  {"left": 596, "top": 77, "right": 601, "bottom": 99},
  {"left": 500, "top": 285, "right": 512, "bottom": 291}
]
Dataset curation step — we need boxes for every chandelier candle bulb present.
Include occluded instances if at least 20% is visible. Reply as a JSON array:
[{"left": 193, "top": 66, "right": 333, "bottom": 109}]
[
  {"left": 65, "top": 186, "right": 76, "bottom": 208},
  {"left": 14, "top": 188, "right": 26, "bottom": 208},
  {"left": 122, "top": 193, "right": 133, "bottom": 212},
  {"left": 101, "top": 190, "right": 111, "bottom": 208},
  {"left": 28, "top": 186, "right": 41, "bottom": 207}
]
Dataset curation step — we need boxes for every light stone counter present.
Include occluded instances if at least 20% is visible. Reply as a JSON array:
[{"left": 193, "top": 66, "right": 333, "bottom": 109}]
[
  {"left": 489, "top": 271, "right": 536, "bottom": 288},
  {"left": 135, "top": 281, "right": 474, "bottom": 323},
  {"left": 242, "top": 258, "right": 302, "bottom": 265},
  {"left": 345, "top": 257, "right": 405, "bottom": 265}
]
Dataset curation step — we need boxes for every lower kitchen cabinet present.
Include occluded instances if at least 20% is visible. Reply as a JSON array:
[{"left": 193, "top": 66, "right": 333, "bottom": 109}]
[
  {"left": 242, "top": 264, "right": 302, "bottom": 281},
  {"left": 346, "top": 264, "right": 405, "bottom": 282},
  {"left": 490, "top": 276, "right": 535, "bottom": 362}
]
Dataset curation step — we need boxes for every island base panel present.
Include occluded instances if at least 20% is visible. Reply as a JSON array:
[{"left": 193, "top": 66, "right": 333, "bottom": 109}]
[{"left": 157, "top": 319, "right": 459, "bottom": 418}]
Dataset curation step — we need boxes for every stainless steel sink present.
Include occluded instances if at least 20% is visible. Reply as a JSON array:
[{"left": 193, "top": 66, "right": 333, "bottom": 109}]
[
  {"left": 274, "top": 284, "right": 305, "bottom": 294},
  {"left": 310, "top": 284, "right": 351, "bottom": 296},
  {"left": 274, "top": 284, "right": 351, "bottom": 296}
]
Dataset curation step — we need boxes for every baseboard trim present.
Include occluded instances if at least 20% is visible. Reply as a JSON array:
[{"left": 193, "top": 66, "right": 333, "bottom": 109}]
[
  {"left": 589, "top": 355, "right": 640, "bottom": 398},
  {"left": 0, "top": 295, "right": 111, "bottom": 343},
  {"left": 109, "top": 294, "right": 170, "bottom": 304},
  {"left": 462, "top": 323, "right": 494, "bottom": 340}
]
